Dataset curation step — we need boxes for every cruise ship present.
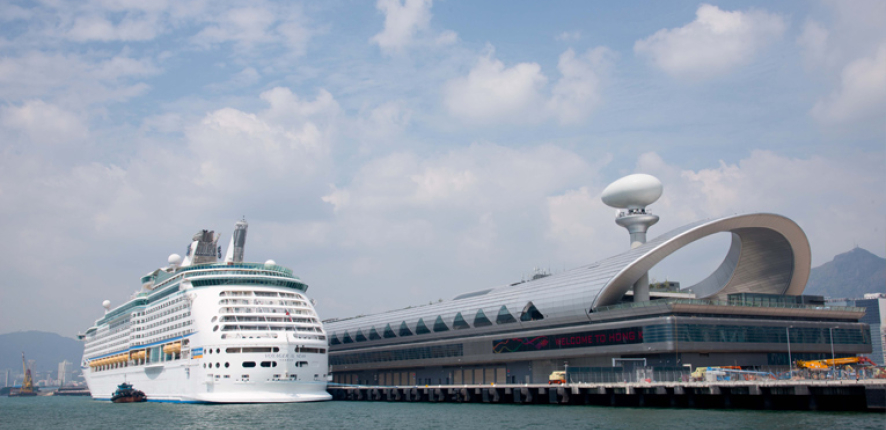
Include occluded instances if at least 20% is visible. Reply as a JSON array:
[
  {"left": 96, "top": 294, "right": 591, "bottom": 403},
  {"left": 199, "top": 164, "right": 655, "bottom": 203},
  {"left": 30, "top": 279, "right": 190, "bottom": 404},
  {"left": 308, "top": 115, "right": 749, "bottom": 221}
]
[{"left": 79, "top": 220, "right": 332, "bottom": 403}]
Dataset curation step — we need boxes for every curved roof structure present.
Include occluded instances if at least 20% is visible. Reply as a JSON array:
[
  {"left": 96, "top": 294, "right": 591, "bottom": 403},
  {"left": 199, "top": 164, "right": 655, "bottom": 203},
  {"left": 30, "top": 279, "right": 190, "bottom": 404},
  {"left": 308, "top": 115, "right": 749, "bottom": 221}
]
[{"left": 325, "top": 213, "right": 811, "bottom": 348}]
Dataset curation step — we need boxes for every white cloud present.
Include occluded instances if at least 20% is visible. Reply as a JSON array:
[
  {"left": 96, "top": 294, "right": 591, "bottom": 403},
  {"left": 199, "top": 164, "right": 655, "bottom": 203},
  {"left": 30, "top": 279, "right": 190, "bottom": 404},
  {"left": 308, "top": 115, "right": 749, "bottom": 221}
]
[
  {"left": 370, "top": 0, "right": 432, "bottom": 53},
  {"left": 0, "top": 51, "right": 160, "bottom": 106},
  {"left": 444, "top": 47, "right": 612, "bottom": 124},
  {"left": 811, "top": 45, "right": 886, "bottom": 124},
  {"left": 796, "top": 1, "right": 886, "bottom": 127},
  {"left": 797, "top": 20, "right": 832, "bottom": 67},
  {"left": 634, "top": 4, "right": 785, "bottom": 79},
  {"left": 548, "top": 47, "right": 614, "bottom": 124},
  {"left": 443, "top": 51, "right": 547, "bottom": 124},
  {"left": 556, "top": 31, "right": 581, "bottom": 42},
  {"left": 66, "top": 13, "right": 161, "bottom": 42},
  {"left": 355, "top": 100, "right": 412, "bottom": 152},
  {"left": 0, "top": 100, "right": 89, "bottom": 146}
]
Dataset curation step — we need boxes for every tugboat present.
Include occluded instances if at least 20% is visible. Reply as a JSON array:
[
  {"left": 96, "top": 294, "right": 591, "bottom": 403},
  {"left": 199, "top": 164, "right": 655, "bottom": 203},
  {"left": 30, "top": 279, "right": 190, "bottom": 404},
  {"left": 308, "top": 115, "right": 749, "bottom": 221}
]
[{"left": 111, "top": 383, "right": 146, "bottom": 403}]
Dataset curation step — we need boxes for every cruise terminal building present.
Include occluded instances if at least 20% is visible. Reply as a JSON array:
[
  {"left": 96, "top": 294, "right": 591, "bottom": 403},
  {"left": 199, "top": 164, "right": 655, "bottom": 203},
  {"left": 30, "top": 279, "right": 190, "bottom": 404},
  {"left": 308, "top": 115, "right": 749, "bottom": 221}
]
[{"left": 324, "top": 175, "right": 872, "bottom": 386}]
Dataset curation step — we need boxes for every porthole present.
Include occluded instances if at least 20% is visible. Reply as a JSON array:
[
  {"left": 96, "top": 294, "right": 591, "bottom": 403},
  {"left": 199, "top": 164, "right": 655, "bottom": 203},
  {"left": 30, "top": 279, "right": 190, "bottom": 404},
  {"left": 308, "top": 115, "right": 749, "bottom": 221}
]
[
  {"left": 225, "top": 362, "right": 230, "bottom": 368},
  {"left": 216, "top": 362, "right": 220, "bottom": 368},
  {"left": 216, "top": 348, "right": 220, "bottom": 354},
  {"left": 211, "top": 316, "right": 217, "bottom": 323},
  {"left": 243, "top": 362, "right": 256, "bottom": 368},
  {"left": 213, "top": 325, "right": 219, "bottom": 332},
  {"left": 261, "top": 361, "right": 272, "bottom": 368}
]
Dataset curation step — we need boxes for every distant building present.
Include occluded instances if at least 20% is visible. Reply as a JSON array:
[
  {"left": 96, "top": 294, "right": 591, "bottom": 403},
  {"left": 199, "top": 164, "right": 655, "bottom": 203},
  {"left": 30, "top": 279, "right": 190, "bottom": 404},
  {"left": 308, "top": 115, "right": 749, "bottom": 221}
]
[
  {"left": 4, "top": 369, "right": 8, "bottom": 388},
  {"left": 58, "top": 360, "right": 72, "bottom": 386},
  {"left": 827, "top": 293, "right": 885, "bottom": 365}
]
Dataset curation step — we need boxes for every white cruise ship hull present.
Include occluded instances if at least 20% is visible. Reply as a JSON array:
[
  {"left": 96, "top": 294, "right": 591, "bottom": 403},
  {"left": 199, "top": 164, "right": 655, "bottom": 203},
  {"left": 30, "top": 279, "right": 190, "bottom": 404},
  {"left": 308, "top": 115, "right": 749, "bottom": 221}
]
[{"left": 84, "top": 349, "right": 331, "bottom": 403}]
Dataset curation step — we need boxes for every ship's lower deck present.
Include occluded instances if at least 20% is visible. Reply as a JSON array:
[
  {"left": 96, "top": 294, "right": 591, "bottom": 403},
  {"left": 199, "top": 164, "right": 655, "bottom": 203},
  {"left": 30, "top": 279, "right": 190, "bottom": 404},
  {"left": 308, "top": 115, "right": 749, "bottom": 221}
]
[{"left": 84, "top": 343, "right": 331, "bottom": 403}]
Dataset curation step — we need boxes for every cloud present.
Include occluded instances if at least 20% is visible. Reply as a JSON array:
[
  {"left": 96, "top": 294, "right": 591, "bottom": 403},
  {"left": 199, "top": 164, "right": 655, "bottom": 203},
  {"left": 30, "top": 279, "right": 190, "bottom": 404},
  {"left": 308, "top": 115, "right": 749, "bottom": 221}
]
[
  {"left": 66, "top": 12, "right": 161, "bottom": 42},
  {"left": 443, "top": 51, "right": 547, "bottom": 124},
  {"left": 0, "top": 51, "right": 160, "bottom": 106},
  {"left": 444, "top": 47, "right": 612, "bottom": 124},
  {"left": 370, "top": 0, "right": 432, "bottom": 53},
  {"left": 811, "top": 45, "right": 886, "bottom": 124},
  {"left": 634, "top": 4, "right": 785, "bottom": 79},
  {"left": 797, "top": 1, "right": 886, "bottom": 126},
  {"left": 0, "top": 100, "right": 89, "bottom": 146},
  {"left": 556, "top": 31, "right": 581, "bottom": 42},
  {"left": 191, "top": 5, "right": 313, "bottom": 54},
  {"left": 548, "top": 47, "right": 614, "bottom": 124}
]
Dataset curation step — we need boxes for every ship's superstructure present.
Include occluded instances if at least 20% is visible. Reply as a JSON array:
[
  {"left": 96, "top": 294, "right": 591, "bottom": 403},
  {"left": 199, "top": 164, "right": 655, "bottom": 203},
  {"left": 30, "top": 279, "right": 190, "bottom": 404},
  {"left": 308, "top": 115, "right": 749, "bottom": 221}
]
[{"left": 79, "top": 220, "right": 331, "bottom": 403}]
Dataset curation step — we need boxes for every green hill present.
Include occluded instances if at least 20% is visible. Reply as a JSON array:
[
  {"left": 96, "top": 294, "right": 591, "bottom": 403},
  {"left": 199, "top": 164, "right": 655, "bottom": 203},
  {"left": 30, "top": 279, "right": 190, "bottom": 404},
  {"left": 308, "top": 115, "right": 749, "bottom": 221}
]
[
  {"left": 804, "top": 247, "right": 885, "bottom": 298},
  {"left": 0, "top": 331, "right": 83, "bottom": 377}
]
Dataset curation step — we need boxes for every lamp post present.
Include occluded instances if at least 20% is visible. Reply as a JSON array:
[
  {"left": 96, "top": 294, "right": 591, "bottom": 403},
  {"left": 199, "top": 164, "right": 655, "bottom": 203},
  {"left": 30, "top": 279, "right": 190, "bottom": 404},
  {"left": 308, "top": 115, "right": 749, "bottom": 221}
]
[
  {"left": 786, "top": 326, "right": 792, "bottom": 379},
  {"left": 830, "top": 327, "right": 836, "bottom": 380}
]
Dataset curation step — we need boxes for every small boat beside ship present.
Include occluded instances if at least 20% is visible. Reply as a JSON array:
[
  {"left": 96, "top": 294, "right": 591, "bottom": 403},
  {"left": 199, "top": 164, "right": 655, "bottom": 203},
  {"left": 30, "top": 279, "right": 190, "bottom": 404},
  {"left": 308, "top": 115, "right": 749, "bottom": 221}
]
[{"left": 111, "top": 383, "right": 146, "bottom": 403}]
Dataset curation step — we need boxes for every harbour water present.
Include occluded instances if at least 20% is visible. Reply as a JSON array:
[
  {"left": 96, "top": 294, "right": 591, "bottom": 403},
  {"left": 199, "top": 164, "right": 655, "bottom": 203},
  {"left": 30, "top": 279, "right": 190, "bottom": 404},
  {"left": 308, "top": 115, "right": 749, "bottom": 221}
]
[{"left": 1, "top": 395, "right": 882, "bottom": 430}]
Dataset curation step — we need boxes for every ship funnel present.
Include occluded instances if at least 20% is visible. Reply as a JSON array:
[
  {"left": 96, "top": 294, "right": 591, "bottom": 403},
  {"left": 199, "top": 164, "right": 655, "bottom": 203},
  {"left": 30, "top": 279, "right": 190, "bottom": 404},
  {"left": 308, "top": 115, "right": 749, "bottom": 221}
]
[
  {"left": 189, "top": 229, "right": 221, "bottom": 265},
  {"left": 224, "top": 219, "right": 248, "bottom": 264}
]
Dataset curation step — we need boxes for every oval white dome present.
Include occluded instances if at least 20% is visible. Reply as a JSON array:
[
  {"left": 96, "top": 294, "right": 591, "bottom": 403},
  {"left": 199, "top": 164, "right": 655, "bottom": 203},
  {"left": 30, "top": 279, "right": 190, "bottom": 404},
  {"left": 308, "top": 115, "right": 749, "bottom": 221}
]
[
  {"left": 264, "top": 259, "right": 276, "bottom": 266},
  {"left": 168, "top": 254, "right": 182, "bottom": 266},
  {"left": 601, "top": 174, "right": 663, "bottom": 209},
  {"left": 102, "top": 300, "right": 111, "bottom": 309}
]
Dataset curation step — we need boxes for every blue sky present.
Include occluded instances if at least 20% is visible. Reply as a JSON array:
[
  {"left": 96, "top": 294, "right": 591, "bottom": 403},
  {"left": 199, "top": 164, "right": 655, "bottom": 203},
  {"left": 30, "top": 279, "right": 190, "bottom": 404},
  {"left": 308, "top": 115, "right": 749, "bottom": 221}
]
[{"left": 0, "top": 0, "right": 883, "bottom": 336}]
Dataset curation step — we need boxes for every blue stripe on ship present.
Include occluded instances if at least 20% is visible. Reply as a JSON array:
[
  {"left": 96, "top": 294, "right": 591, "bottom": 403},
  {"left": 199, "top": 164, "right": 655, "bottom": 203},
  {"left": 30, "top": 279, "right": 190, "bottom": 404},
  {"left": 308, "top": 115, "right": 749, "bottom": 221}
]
[{"left": 86, "top": 332, "right": 196, "bottom": 361}]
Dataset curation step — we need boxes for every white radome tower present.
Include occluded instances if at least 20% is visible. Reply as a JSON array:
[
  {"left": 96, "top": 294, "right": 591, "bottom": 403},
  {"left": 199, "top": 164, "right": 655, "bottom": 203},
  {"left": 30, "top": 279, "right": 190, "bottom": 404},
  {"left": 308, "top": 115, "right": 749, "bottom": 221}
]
[{"left": 601, "top": 173, "right": 663, "bottom": 302}]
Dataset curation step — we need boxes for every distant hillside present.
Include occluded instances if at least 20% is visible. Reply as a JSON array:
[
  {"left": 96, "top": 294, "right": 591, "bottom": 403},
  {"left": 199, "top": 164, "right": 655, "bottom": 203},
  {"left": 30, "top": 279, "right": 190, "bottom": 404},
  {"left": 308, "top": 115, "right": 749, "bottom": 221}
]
[
  {"left": 804, "top": 247, "right": 886, "bottom": 298},
  {"left": 0, "top": 331, "right": 82, "bottom": 375}
]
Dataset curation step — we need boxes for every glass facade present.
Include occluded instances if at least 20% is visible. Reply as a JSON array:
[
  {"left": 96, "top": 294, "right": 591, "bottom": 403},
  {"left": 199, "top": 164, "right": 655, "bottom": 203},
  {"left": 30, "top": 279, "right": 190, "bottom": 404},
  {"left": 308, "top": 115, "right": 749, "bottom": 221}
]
[
  {"left": 399, "top": 321, "right": 413, "bottom": 336},
  {"left": 643, "top": 324, "right": 871, "bottom": 345},
  {"left": 433, "top": 316, "right": 449, "bottom": 332},
  {"left": 520, "top": 302, "right": 544, "bottom": 322},
  {"left": 330, "top": 344, "right": 464, "bottom": 366},
  {"left": 383, "top": 324, "right": 396, "bottom": 338},
  {"left": 415, "top": 319, "right": 431, "bottom": 335},
  {"left": 453, "top": 313, "right": 470, "bottom": 330},
  {"left": 493, "top": 327, "right": 643, "bottom": 354},
  {"left": 496, "top": 306, "right": 517, "bottom": 324},
  {"left": 474, "top": 309, "right": 493, "bottom": 327}
]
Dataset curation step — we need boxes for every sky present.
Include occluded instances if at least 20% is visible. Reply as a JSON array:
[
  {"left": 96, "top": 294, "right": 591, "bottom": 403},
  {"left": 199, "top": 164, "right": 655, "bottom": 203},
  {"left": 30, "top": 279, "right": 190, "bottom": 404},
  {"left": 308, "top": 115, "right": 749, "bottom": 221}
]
[{"left": 0, "top": 0, "right": 883, "bottom": 337}]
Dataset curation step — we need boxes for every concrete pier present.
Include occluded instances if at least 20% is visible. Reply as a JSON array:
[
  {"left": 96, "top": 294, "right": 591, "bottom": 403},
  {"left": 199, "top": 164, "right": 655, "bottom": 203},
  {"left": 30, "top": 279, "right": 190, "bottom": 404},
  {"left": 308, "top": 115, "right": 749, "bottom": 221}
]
[{"left": 328, "top": 380, "right": 886, "bottom": 412}]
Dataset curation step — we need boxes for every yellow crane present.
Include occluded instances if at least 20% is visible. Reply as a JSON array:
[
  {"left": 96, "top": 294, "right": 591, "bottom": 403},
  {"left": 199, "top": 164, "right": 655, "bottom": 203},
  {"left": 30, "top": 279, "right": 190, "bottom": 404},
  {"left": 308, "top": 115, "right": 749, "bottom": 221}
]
[
  {"left": 9, "top": 352, "right": 37, "bottom": 397},
  {"left": 796, "top": 356, "right": 875, "bottom": 370}
]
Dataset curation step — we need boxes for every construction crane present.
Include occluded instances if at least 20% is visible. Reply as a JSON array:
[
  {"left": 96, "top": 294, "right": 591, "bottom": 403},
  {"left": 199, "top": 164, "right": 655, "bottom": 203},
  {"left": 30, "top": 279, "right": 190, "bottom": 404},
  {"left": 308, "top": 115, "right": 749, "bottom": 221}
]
[
  {"left": 796, "top": 356, "right": 875, "bottom": 370},
  {"left": 9, "top": 352, "right": 37, "bottom": 397}
]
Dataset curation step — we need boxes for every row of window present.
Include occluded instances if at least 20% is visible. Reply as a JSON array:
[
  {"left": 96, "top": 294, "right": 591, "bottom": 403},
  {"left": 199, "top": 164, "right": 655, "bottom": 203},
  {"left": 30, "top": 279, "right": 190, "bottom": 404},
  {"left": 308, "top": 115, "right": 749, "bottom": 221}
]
[
  {"left": 191, "top": 278, "right": 306, "bottom": 291},
  {"left": 643, "top": 324, "right": 871, "bottom": 345},
  {"left": 329, "top": 344, "right": 464, "bottom": 365},
  {"left": 204, "top": 346, "right": 327, "bottom": 354},
  {"left": 330, "top": 302, "right": 544, "bottom": 346},
  {"left": 219, "top": 289, "right": 302, "bottom": 299}
]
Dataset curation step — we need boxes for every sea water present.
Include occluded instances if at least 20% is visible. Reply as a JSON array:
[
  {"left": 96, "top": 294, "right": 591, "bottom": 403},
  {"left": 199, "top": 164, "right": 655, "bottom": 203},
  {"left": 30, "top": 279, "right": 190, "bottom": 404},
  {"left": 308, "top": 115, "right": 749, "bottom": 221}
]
[{"left": 0, "top": 396, "right": 882, "bottom": 430}]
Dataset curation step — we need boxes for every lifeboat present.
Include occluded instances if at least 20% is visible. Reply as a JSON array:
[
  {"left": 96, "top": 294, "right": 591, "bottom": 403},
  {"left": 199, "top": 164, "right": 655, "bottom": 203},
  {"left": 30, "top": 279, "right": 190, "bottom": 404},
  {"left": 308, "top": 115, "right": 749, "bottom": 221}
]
[
  {"left": 162, "top": 342, "right": 181, "bottom": 355},
  {"left": 131, "top": 350, "right": 146, "bottom": 360}
]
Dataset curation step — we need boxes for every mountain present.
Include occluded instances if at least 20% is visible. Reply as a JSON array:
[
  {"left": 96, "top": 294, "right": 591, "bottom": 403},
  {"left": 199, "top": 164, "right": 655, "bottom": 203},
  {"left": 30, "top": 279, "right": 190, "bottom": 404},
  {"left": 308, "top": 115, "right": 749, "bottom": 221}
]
[
  {"left": 804, "top": 247, "right": 886, "bottom": 298},
  {"left": 0, "top": 331, "right": 83, "bottom": 376}
]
